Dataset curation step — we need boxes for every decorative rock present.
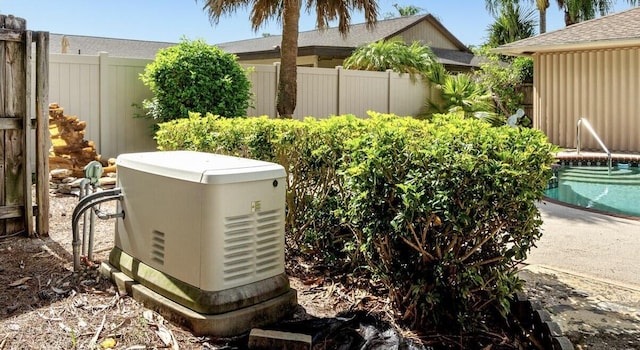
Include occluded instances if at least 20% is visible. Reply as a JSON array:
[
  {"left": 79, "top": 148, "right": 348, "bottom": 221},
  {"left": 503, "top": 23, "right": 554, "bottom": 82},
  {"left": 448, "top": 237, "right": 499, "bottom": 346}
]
[
  {"left": 50, "top": 168, "right": 73, "bottom": 179},
  {"left": 98, "top": 177, "right": 117, "bottom": 188},
  {"left": 48, "top": 103, "right": 105, "bottom": 178},
  {"left": 47, "top": 103, "right": 118, "bottom": 192}
]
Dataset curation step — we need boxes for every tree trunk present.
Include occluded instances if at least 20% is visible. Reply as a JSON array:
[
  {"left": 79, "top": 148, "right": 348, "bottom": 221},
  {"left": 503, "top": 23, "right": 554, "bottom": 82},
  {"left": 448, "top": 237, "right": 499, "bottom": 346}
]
[
  {"left": 539, "top": 8, "right": 547, "bottom": 33},
  {"left": 564, "top": 9, "right": 576, "bottom": 26},
  {"left": 276, "top": 0, "right": 300, "bottom": 119}
]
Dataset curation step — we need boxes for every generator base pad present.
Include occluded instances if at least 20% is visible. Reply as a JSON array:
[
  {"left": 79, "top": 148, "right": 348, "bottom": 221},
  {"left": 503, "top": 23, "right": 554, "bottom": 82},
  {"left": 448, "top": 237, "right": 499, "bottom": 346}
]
[{"left": 101, "top": 262, "right": 298, "bottom": 337}]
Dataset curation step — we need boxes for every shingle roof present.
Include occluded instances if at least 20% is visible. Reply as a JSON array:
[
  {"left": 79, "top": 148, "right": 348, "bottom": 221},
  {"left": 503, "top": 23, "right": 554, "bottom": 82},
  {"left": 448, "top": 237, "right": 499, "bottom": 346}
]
[
  {"left": 218, "top": 14, "right": 470, "bottom": 53},
  {"left": 49, "top": 33, "right": 175, "bottom": 59},
  {"left": 496, "top": 7, "right": 640, "bottom": 55},
  {"left": 47, "top": 14, "right": 478, "bottom": 68},
  {"left": 216, "top": 14, "right": 479, "bottom": 68}
]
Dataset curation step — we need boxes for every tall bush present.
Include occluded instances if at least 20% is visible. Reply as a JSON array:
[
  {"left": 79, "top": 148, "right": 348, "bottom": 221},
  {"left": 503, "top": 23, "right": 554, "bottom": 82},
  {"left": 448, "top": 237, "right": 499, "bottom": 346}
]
[
  {"left": 341, "top": 112, "right": 554, "bottom": 330},
  {"left": 139, "top": 39, "right": 251, "bottom": 126}
]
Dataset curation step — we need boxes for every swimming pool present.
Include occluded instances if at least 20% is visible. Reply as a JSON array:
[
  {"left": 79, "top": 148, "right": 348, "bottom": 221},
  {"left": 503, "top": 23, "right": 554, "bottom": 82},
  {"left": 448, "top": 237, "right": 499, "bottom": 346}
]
[{"left": 545, "top": 166, "right": 640, "bottom": 217}]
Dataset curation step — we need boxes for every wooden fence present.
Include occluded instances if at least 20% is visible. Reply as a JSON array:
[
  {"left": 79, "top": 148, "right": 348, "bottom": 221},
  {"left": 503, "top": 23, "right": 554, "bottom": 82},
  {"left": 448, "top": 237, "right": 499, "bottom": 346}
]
[
  {"left": 47, "top": 54, "right": 436, "bottom": 159},
  {"left": 1, "top": 15, "right": 50, "bottom": 237}
]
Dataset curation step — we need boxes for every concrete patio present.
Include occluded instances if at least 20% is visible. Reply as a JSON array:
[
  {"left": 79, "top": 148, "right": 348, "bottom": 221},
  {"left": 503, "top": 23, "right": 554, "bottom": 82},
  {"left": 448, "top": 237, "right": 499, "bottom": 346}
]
[{"left": 527, "top": 200, "right": 640, "bottom": 289}]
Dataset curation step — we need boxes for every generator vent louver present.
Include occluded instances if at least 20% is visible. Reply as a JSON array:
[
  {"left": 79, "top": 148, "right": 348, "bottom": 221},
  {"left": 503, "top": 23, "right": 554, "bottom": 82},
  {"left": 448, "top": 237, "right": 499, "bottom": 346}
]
[
  {"left": 223, "top": 209, "right": 282, "bottom": 283},
  {"left": 151, "top": 230, "right": 166, "bottom": 265}
]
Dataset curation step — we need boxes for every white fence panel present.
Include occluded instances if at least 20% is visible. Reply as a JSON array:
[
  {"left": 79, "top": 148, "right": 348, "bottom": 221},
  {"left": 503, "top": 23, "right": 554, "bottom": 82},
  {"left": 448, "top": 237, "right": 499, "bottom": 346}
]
[
  {"left": 294, "top": 66, "right": 339, "bottom": 119},
  {"left": 245, "top": 64, "right": 277, "bottom": 117},
  {"left": 99, "top": 55, "right": 156, "bottom": 158},
  {"left": 48, "top": 56, "right": 433, "bottom": 158},
  {"left": 338, "top": 68, "right": 390, "bottom": 118},
  {"left": 389, "top": 72, "right": 430, "bottom": 117},
  {"left": 49, "top": 55, "right": 101, "bottom": 144}
]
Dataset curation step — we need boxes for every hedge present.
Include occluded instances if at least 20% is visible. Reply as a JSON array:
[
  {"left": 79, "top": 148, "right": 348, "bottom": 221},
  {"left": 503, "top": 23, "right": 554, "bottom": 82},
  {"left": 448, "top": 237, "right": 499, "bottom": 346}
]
[{"left": 155, "top": 112, "right": 555, "bottom": 331}]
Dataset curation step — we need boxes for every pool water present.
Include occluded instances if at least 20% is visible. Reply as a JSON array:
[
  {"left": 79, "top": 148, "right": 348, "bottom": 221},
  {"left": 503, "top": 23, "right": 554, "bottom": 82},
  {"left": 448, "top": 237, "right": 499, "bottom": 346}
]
[{"left": 545, "top": 166, "right": 640, "bottom": 217}]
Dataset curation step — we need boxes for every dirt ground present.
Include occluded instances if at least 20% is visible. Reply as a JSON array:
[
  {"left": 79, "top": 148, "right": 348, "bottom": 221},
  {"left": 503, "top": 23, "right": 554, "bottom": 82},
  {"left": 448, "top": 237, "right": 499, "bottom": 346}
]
[{"left": 0, "top": 193, "right": 639, "bottom": 349}]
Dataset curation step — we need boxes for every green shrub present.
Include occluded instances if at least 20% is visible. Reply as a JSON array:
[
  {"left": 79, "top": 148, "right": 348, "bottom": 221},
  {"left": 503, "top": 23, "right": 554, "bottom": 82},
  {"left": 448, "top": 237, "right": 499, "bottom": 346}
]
[
  {"left": 156, "top": 112, "right": 555, "bottom": 332},
  {"left": 341, "top": 112, "right": 554, "bottom": 331},
  {"left": 512, "top": 56, "right": 534, "bottom": 83},
  {"left": 139, "top": 39, "right": 251, "bottom": 126}
]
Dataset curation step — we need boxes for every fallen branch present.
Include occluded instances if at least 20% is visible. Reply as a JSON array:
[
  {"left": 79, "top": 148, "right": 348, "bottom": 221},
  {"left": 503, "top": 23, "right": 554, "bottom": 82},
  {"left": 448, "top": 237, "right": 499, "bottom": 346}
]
[{"left": 88, "top": 315, "right": 106, "bottom": 349}]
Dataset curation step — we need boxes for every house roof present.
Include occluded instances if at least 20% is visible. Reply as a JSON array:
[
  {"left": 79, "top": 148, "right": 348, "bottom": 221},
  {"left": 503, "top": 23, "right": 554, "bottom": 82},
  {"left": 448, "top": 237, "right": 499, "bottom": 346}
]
[
  {"left": 496, "top": 7, "right": 640, "bottom": 55},
  {"left": 49, "top": 33, "right": 175, "bottom": 59},
  {"left": 216, "top": 14, "right": 479, "bottom": 68},
  {"left": 47, "top": 14, "right": 479, "bottom": 68},
  {"left": 218, "top": 14, "right": 470, "bottom": 53}
]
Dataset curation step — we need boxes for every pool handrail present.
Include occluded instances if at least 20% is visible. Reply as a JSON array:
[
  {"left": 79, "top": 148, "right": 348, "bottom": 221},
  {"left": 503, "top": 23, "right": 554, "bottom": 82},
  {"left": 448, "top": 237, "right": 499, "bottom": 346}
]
[{"left": 576, "top": 117, "right": 612, "bottom": 175}]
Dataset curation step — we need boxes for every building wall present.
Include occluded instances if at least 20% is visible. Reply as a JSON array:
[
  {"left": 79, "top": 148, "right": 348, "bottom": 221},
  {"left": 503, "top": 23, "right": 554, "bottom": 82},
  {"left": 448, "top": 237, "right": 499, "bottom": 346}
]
[
  {"left": 397, "top": 20, "right": 459, "bottom": 50},
  {"left": 239, "top": 55, "right": 320, "bottom": 67},
  {"left": 534, "top": 46, "right": 640, "bottom": 152}
]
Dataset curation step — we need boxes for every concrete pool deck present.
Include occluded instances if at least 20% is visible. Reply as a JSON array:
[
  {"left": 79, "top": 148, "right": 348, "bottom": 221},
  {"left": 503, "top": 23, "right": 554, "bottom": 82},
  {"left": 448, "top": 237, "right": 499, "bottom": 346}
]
[
  {"left": 521, "top": 200, "right": 640, "bottom": 343},
  {"left": 526, "top": 200, "right": 640, "bottom": 289}
]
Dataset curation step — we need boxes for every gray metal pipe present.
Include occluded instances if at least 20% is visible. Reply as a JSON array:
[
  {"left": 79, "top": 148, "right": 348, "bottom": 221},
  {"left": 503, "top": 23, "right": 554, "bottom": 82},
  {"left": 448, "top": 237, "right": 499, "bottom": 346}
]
[{"left": 71, "top": 188, "right": 124, "bottom": 271}]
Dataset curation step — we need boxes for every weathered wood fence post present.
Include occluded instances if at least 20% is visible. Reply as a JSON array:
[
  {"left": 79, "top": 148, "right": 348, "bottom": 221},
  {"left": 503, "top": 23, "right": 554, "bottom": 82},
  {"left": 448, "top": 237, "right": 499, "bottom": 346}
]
[{"left": 0, "top": 15, "right": 50, "bottom": 237}]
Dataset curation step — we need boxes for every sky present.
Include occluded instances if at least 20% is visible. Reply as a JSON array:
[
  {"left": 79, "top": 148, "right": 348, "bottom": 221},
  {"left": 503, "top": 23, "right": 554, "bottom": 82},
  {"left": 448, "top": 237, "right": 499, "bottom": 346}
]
[{"left": 0, "top": 0, "right": 636, "bottom": 47}]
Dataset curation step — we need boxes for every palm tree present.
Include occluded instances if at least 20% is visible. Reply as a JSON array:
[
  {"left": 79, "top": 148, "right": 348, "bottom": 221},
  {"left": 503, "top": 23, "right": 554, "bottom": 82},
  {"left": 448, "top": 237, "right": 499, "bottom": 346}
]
[
  {"left": 489, "top": 0, "right": 640, "bottom": 33},
  {"left": 343, "top": 38, "right": 442, "bottom": 82},
  {"left": 486, "top": 0, "right": 549, "bottom": 33},
  {"left": 487, "top": 2, "right": 537, "bottom": 46},
  {"left": 200, "top": 0, "right": 378, "bottom": 118},
  {"left": 556, "top": 0, "right": 640, "bottom": 25},
  {"left": 393, "top": 4, "right": 424, "bottom": 16}
]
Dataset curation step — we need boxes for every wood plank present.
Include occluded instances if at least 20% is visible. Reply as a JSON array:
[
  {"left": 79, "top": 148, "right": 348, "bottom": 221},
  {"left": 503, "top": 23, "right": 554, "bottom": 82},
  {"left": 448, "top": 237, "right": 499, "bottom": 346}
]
[
  {"left": 0, "top": 15, "right": 26, "bottom": 42},
  {"left": 0, "top": 29, "right": 6, "bottom": 236},
  {"left": 0, "top": 30, "right": 24, "bottom": 42},
  {"left": 3, "top": 20, "right": 27, "bottom": 236},
  {"left": 35, "top": 31, "right": 50, "bottom": 236},
  {"left": 23, "top": 30, "right": 33, "bottom": 237},
  {"left": 0, "top": 117, "right": 21, "bottom": 130},
  {"left": 0, "top": 205, "right": 23, "bottom": 220}
]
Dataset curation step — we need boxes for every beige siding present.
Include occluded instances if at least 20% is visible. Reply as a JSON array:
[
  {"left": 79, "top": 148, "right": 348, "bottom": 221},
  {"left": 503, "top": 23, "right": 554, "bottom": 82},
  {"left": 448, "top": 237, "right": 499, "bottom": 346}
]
[
  {"left": 397, "top": 21, "right": 459, "bottom": 50},
  {"left": 534, "top": 47, "right": 640, "bottom": 152},
  {"left": 239, "top": 55, "right": 319, "bottom": 67}
]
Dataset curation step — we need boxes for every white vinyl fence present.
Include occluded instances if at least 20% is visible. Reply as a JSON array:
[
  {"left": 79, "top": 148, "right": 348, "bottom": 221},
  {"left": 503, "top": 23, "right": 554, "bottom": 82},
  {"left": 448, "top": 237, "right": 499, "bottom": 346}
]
[{"left": 48, "top": 52, "right": 435, "bottom": 158}]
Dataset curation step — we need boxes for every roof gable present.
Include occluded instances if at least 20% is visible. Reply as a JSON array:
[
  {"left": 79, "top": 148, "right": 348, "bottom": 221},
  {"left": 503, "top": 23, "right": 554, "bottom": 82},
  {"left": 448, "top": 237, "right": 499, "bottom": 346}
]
[
  {"left": 217, "top": 14, "right": 471, "bottom": 54},
  {"left": 496, "top": 7, "right": 640, "bottom": 55}
]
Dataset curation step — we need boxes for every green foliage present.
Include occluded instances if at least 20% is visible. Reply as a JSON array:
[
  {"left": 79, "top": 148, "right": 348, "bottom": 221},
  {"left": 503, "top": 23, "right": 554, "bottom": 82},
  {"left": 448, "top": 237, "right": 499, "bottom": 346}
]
[
  {"left": 428, "top": 74, "right": 493, "bottom": 117},
  {"left": 486, "top": 2, "right": 537, "bottom": 47},
  {"left": 512, "top": 56, "right": 534, "bottom": 83},
  {"left": 139, "top": 38, "right": 251, "bottom": 126},
  {"left": 341, "top": 112, "right": 555, "bottom": 331},
  {"left": 423, "top": 73, "right": 504, "bottom": 126},
  {"left": 473, "top": 46, "right": 533, "bottom": 119},
  {"left": 156, "top": 112, "right": 556, "bottom": 333},
  {"left": 343, "top": 39, "right": 442, "bottom": 83}
]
